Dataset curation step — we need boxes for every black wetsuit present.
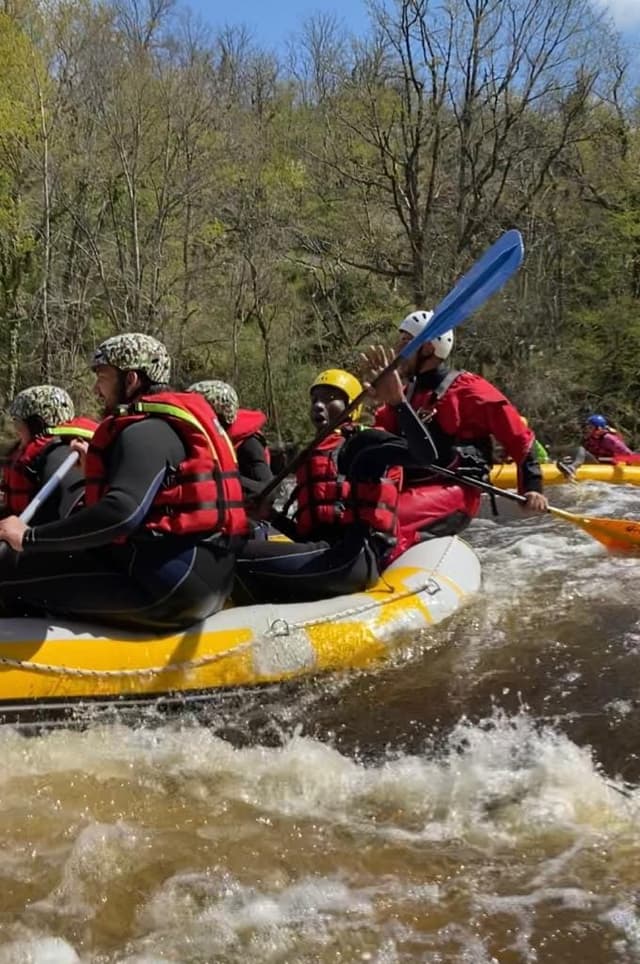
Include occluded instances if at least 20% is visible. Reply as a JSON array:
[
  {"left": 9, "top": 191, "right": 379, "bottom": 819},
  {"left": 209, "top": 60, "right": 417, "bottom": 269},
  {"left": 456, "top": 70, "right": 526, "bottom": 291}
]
[
  {"left": 0, "top": 419, "right": 243, "bottom": 631},
  {"left": 235, "top": 432, "right": 393, "bottom": 605},
  {"left": 237, "top": 435, "right": 272, "bottom": 488},
  {"left": 235, "top": 524, "right": 381, "bottom": 605}
]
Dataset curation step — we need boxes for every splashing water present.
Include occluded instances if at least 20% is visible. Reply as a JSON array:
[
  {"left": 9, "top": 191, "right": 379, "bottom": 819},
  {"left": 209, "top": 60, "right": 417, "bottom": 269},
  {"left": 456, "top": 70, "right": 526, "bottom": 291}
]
[{"left": 0, "top": 481, "right": 638, "bottom": 962}]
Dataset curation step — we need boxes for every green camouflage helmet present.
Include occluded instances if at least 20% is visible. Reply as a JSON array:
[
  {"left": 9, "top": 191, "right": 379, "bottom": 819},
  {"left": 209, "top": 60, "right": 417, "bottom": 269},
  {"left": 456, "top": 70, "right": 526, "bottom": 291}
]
[
  {"left": 188, "top": 380, "right": 239, "bottom": 425},
  {"left": 9, "top": 385, "right": 75, "bottom": 427},
  {"left": 91, "top": 333, "right": 171, "bottom": 384}
]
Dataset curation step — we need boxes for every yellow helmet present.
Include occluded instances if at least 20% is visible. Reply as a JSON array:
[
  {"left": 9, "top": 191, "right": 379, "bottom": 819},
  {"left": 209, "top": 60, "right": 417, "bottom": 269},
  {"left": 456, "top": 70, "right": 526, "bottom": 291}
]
[{"left": 311, "top": 369, "right": 363, "bottom": 421}]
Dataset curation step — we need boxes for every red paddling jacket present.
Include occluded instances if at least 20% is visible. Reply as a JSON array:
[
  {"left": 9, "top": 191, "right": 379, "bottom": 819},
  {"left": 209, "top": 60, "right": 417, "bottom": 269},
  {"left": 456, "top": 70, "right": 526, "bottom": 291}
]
[{"left": 376, "top": 368, "right": 540, "bottom": 495}]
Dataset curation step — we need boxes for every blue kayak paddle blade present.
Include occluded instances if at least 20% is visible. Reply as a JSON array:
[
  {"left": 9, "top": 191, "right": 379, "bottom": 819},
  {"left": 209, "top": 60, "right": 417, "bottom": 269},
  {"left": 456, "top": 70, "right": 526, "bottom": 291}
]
[{"left": 398, "top": 229, "right": 524, "bottom": 359}]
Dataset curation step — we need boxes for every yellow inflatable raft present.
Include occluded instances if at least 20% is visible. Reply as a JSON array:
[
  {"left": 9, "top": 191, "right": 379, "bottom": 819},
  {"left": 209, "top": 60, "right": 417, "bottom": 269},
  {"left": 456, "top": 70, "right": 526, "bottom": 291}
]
[
  {"left": 0, "top": 537, "right": 480, "bottom": 726},
  {"left": 490, "top": 462, "right": 640, "bottom": 488}
]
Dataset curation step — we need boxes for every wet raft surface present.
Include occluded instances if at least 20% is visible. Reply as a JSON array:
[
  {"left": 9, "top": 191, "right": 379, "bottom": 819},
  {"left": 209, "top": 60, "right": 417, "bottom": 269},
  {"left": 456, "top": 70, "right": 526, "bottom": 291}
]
[{"left": 0, "top": 480, "right": 639, "bottom": 962}]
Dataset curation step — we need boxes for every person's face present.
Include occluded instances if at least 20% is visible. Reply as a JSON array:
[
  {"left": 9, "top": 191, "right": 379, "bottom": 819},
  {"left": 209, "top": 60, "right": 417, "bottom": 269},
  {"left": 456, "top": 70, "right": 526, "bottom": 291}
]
[
  {"left": 394, "top": 332, "right": 438, "bottom": 377},
  {"left": 93, "top": 365, "right": 143, "bottom": 414},
  {"left": 93, "top": 364, "right": 122, "bottom": 414},
  {"left": 310, "top": 384, "right": 348, "bottom": 429}
]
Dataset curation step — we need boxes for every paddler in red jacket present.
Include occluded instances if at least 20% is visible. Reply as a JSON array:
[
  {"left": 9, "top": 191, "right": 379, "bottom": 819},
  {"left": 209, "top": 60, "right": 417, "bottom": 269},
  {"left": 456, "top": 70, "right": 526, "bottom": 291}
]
[
  {"left": 188, "top": 379, "right": 272, "bottom": 491},
  {"left": 361, "top": 310, "right": 548, "bottom": 551},
  {"left": 583, "top": 414, "right": 633, "bottom": 461}
]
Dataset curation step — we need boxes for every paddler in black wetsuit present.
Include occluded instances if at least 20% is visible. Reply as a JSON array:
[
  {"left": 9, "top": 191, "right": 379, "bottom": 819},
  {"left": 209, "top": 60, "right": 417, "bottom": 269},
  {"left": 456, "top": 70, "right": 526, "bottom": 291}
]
[
  {"left": 0, "top": 334, "right": 249, "bottom": 631},
  {"left": 234, "top": 369, "right": 402, "bottom": 604}
]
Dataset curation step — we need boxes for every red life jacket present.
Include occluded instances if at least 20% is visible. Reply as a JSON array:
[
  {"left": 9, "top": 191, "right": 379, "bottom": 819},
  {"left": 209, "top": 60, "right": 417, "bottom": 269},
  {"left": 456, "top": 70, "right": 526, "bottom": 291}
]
[
  {"left": 84, "top": 392, "right": 249, "bottom": 540},
  {"left": 398, "top": 371, "right": 493, "bottom": 483},
  {"left": 1, "top": 417, "right": 97, "bottom": 515},
  {"left": 292, "top": 430, "right": 400, "bottom": 540},
  {"left": 228, "top": 409, "right": 271, "bottom": 465}
]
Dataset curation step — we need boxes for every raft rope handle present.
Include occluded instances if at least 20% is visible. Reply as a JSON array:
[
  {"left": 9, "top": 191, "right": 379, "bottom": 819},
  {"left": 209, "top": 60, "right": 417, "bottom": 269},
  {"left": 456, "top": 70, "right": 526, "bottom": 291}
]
[{"left": 0, "top": 540, "right": 459, "bottom": 679}]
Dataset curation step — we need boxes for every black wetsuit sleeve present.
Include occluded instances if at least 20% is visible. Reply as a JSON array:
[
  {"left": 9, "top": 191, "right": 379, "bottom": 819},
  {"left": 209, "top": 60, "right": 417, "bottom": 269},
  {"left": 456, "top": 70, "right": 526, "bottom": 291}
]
[
  {"left": 519, "top": 447, "right": 544, "bottom": 494},
  {"left": 40, "top": 444, "right": 86, "bottom": 519},
  {"left": 237, "top": 436, "right": 273, "bottom": 484},
  {"left": 393, "top": 401, "right": 439, "bottom": 463},
  {"left": 23, "top": 420, "right": 186, "bottom": 552}
]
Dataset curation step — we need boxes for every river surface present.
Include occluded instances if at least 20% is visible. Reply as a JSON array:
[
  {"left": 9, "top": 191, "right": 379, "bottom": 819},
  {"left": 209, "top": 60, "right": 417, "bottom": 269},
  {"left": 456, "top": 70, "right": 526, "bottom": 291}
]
[{"left": 0, "top": 482, "right": 639, "bottom": 963}]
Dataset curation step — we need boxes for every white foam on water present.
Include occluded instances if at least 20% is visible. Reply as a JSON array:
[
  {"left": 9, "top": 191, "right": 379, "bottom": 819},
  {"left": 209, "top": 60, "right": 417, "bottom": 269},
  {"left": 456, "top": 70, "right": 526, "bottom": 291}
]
[
  {"left": 28, "top": 820, "right": 145, "bottom": 920},
  {"left": 602, "top": 903, "right": 640, "bottom": 957},
  {"left": 0, "top": 937, "right": 80, "bottom": 964},
  {"left": 462, "top": 480, "right": 640, "bottom": 653},
  {"left": 121, "top": 873, "right": 374, "bottom": 961},
  {"left": 1, "top": 712, "right": 637, "bottom": 842},
  {"left": 0, "top": 711, "right": 636, "bottom": 960}
]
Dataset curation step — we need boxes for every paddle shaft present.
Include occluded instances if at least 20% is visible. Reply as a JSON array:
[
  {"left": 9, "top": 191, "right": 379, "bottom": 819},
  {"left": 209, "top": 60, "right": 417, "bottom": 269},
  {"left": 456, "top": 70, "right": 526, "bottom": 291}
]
[
  {"left": 0, "top": 450, "right": 80, "bottom": 559},
  {"left": 18, "top": 450, "right": 80, "bottom": 525},
  {"left": 419, "top": 460, "right": 528, "bottom": 505}
]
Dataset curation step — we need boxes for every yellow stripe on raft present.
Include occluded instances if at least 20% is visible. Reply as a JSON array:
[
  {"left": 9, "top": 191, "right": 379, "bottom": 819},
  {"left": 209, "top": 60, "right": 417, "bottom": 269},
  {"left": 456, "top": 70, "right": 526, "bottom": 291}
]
[
  {"left": 489, "top": 462, "right": 640, "bottom": 488},
  {"left": 0, "top": 626, "right": 256, "bottom": 700},
  {"left": 0, "top": 566, "right": 451, "bottom": 702},
  {"left": 308, "top": 564, "right": 436, "bottom": 673},
  {"left": 0, "top": 538, "right": 480, "bottom": 712}
]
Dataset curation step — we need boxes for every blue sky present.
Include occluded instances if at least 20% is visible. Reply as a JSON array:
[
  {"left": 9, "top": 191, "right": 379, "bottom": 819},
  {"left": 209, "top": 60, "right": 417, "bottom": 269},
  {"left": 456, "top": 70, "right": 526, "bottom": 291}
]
[
  {"left": 595, "top": 0, "right": 640, "bottom": 33},
  {"left": 189, "top": 0, "right": 368, "bottom": 49},
  {"left": 187, "top": 0, "right": 639, "bottom": 50}
]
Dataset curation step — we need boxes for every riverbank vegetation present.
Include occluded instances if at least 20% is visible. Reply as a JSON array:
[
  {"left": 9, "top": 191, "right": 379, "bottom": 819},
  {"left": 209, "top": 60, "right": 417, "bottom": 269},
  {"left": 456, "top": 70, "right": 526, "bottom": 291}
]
[{"left": 1, "top": 0, "right": 639, "bottom": 453}]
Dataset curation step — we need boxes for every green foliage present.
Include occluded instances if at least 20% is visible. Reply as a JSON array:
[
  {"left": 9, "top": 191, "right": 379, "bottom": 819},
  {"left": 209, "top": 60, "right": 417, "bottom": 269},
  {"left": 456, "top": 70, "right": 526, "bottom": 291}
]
[{"left": 0, "top": 0, "right": 638, "bottom": 455}]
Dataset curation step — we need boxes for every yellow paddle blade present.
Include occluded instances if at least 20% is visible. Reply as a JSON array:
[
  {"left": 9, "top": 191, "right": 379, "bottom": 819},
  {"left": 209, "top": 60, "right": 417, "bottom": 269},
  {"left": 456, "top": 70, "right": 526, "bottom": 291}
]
[{"left": 549, "top": 506, "right": 640, "bottom": 554}]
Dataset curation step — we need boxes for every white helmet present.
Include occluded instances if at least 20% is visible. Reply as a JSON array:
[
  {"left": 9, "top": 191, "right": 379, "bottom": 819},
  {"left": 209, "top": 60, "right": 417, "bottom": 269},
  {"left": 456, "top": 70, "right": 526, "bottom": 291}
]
[{"left": 398, "top": 310, "right": 454, "bottom": 360}]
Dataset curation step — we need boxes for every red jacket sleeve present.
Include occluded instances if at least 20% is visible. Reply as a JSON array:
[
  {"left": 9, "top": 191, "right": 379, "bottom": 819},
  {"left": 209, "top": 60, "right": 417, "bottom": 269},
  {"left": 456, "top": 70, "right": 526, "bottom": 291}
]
[
  {"left": 436, "top": 373, "right": 538, "bottom": 493},
  {"left": 436, "top": 373, "right": 533, "bottom": 461}
]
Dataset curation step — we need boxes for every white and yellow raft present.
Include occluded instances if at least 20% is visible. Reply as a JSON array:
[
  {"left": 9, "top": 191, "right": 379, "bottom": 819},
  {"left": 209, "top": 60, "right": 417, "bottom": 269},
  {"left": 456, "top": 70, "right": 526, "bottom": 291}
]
[{"left": 0, "top": 537, "right": 480, "bottom": 725}]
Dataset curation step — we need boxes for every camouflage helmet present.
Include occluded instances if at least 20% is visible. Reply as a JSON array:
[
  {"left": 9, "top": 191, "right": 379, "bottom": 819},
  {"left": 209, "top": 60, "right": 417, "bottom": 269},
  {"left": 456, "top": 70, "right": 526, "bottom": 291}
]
[
  {"left": 9, "top": 385, "right": 75, "bottom": 427},
  {"left": 91, "top": 333, "right": 171, "bottom": 384},
  {"left": 188, "top": 380, "right": 239, "bottom": 426}
]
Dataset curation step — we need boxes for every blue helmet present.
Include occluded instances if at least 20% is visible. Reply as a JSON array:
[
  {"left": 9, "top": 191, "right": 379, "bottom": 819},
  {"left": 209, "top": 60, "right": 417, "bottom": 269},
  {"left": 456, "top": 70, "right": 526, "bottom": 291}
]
[{"left": 587, "top": 414, "right": 607, "bottom": 429}]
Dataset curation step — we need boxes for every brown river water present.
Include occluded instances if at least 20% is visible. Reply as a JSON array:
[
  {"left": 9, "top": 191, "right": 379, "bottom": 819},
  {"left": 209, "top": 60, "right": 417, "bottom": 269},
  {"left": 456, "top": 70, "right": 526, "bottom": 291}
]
[{"left": 0, "top": 481, "right": 639, "bottom": 963}]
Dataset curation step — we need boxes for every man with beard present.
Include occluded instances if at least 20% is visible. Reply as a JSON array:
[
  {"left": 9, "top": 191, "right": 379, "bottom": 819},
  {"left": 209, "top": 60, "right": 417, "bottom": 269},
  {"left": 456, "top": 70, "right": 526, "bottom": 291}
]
[
  {"left": 361, "top": 310, "right": 547, "bottom": 553},
  {"left": 0, "top": 334, "right": 248, "bottom": 631}
]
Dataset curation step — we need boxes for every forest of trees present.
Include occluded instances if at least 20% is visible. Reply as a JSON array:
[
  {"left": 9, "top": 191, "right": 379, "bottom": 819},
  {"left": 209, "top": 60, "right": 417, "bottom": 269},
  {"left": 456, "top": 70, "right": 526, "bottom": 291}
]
[{"left": 1, "top": 0, "right": 639, "bottom": 451}]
